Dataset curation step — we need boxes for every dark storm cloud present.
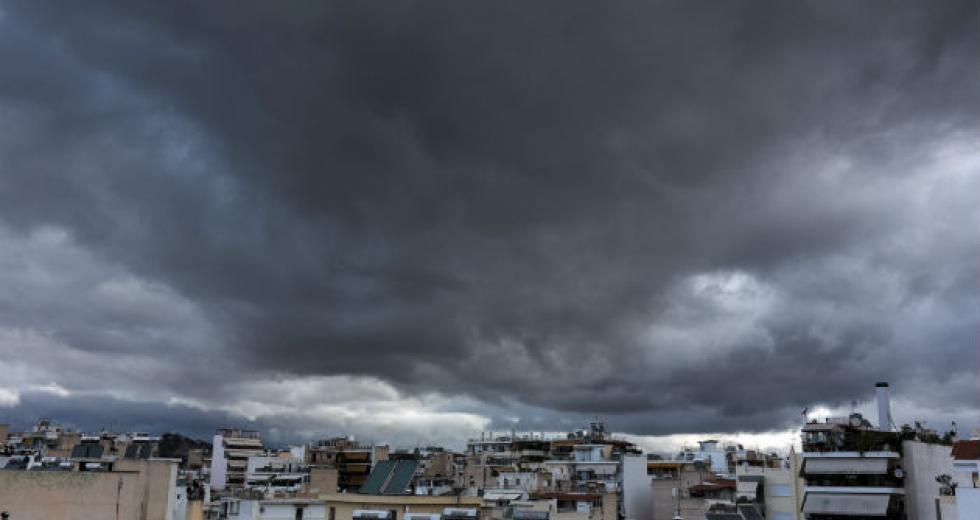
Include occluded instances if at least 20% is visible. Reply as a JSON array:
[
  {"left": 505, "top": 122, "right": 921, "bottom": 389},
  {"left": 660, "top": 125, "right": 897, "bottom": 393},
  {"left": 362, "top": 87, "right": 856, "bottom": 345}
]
[
  {"left": 1, "top": 392, "right": 237, "bottom": 443},
  {"left": 0, "top": 0, "right": 976, "bottom": 439}
]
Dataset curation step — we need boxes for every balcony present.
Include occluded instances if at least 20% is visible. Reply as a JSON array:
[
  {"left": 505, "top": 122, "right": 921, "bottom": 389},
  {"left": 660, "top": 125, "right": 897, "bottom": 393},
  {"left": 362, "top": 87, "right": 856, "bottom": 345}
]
[
  {"left": 804, "top": 485, "right": 905, "bottom": 495},
  {"left": 803, "top": 473, "right": 904, "bottom": 489},
  {"left": 338, "top": 452, "right": 371, "bottom": 463},
  {"left": 342, "top": 462, "right": 372, "bottom": 474},
  {"left": 224, "top": 438, "right": 264, "bottom": 449},
  {"left": 217, "top": 428, "right": 261, "bottom": 440},
  {"left": 802, "top": 491, "right": 906, "bottom": 519}
]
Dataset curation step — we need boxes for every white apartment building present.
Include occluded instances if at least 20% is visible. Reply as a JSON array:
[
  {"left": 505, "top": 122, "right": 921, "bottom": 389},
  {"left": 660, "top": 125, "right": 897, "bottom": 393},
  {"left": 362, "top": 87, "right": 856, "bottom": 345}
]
[
  {"left": 246, "top": 454, "right": 310, "bottom": 494},
  {"left": 211, "top": 428, "right": 265, "bottom": 491},
  {"left": 736, "top": 462, "right": 802, "bottom": 520}
]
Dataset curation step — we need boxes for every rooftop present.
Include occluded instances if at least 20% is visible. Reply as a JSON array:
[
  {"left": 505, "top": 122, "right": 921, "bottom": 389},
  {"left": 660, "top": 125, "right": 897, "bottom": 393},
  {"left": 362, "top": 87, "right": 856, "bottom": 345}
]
[{"left": 952, "top": 440, "right": 980, "bottom": 461}]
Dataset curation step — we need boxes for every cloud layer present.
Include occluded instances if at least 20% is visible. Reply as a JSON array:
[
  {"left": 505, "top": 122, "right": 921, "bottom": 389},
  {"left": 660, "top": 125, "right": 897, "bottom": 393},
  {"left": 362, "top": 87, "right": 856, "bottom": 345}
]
[{"left": 0, "top": 1, "right": 976, "bottom": 445}]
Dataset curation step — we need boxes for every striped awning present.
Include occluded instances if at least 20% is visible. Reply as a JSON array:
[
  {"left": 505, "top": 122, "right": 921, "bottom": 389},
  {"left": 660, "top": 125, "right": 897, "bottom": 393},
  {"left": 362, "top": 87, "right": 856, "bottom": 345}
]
[
  {"left": 805, "top": 457, "right": 888, "bottom": 474},
  {"left": 803, "top": 494, "right": 890, "bottom": 516}
]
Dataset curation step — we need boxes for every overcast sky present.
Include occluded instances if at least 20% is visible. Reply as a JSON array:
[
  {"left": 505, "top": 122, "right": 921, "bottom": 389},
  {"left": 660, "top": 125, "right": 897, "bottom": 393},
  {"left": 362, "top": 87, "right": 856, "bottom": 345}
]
[{"left": 0, "top": 1, "right": 976, "bottom": 449}]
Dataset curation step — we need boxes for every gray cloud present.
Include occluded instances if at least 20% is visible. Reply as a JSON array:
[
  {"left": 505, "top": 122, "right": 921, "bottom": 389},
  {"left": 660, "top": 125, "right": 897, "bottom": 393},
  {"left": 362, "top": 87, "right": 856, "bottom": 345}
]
[{"left": 0, "top": 0, "right": 976, "bottom": 443}]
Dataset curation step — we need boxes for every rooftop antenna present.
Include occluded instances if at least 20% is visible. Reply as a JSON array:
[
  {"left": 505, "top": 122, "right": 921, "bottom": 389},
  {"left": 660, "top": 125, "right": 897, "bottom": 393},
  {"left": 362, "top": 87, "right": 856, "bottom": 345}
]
[
  {"left": 801, "top": 407, "right": 809, "bottom": 424},
  {"left": 850, "top": 400, "right": 857, "bottom": 414}
]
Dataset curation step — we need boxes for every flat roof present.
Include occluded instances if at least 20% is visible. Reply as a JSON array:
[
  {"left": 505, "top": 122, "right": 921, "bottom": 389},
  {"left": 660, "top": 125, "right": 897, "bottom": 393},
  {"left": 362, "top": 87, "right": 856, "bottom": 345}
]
[
  {"left": 319, "top": 494, "right": 482, "bottom": 506},
  {"left": 543, "top": 460, "right": 618, "bottom": 464}
]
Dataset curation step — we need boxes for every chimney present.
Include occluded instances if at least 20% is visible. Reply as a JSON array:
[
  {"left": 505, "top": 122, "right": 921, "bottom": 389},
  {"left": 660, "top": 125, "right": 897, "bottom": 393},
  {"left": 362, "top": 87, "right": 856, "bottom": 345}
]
[{"left": 875, "top": 382, "right": 893, "bottom": 431}]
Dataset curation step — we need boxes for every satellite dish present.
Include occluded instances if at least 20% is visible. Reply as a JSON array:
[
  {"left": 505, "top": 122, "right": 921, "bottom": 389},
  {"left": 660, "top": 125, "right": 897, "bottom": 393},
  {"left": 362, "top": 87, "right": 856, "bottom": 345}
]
[{"left": 894, "top": 468, "right": 904, "bottom": 478}]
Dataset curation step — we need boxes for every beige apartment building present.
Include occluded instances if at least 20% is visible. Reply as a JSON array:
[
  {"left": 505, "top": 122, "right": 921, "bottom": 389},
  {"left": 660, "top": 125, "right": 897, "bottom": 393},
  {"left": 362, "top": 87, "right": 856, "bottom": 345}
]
[
  {"left": 0, "top": 457, "right": 179, "bottom": 520},
  {"left": 648, "top": 460, "right": 717, "bottom": 520},
  {"left": 307, "top": 437, "right": 390, "bottom": 492},
  {"left": 735, "top": 461, "right": 803, "bottom": 520}
]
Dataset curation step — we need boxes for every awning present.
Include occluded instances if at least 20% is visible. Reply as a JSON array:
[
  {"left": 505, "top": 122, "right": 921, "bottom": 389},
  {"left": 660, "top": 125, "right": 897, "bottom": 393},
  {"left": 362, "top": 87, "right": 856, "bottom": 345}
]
[
  {"left": 224, "top": 449, "right": 261, "bottom": 459},
  {"left": 805, "top": 458, "right": 888, "bottom": 474},
  {"left": 404, "top": 514, "right": 440, "bottom": 520},
  {"left": 803, "top": 494, "right": 890, "bottom": 516},
  {"left": 736, "top": 481, "right": 758, "bottom": 500},
  {"left": 443, "top": 508, "right": 478, "bottom": 519},
  {"left": 272, "top": 475, "right": 305, "bottom": 482},
  {"left": 484, "top": 492, "right": 522, "bottom": 501}
]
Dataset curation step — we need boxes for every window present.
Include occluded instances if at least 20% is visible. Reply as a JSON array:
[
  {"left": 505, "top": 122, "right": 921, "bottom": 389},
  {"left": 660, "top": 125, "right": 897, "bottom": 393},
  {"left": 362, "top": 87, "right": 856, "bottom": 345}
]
[
  {"left": 330, "top": 507, "right": 336, "bottom": 520},
  {"left": 769, "top": 484, "right": 792, "bottom": 497},
  {"left": 770, "top": 513, "right": 792, "bottom": 520},
  {"left": 296, "top": 507, "right": 305, "bottom": 520}
]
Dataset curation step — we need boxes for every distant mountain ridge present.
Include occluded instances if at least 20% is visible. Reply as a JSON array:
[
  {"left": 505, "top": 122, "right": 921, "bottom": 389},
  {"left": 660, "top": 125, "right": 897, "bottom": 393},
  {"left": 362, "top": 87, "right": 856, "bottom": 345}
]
[{"left": 157, "top": 432, "right": 211, "bottom": 464}]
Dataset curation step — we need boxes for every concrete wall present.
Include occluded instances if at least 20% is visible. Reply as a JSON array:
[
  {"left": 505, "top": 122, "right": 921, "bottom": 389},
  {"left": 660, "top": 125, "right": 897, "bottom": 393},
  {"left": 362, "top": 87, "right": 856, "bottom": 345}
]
[
  {"left": 424, "top": 452, "right": 454, "bottom": 479},
  {"left": 904, "top": 441, "right": 954, "bottom": 520},
  {"left": 212, "top": 433, "right": 228, "bottom": 490},
  {"left": 790, "top": 451, "right": 805, "bottom": 517},
  {"left": 187, "top": 449, "right": 205, "bottom": 470},
  {"left": 651, "top": 467, "right": 708, "bottom": 520},
  {"left": 621, "top": 455, "right": 652, "bottom": 520},
  {"left": 263, "top": 503, "right": 326, "bottom": 519},
  {"left": 496, "top": 470, "right": 539, "bottom": 492},
  {"left": 600, "top": 492, "right": 618, "bottom": 520},
  {"left": 461, "top": 455, "right": 495, "bottom": 492},
  {"left": 236, "top": 501, "right": 327, "bottom": 520},
  {"left": 374, "top": 445, "right": 390, "bottom": 464},
  {"left": 173, "top": 486, "right": 189, "bottom": 520},
  {"left": 186, "top": 500, "right": 205, "bottom": 520},
  {"left": 320, "top": 493, "right": 482, "bottom": 520},
  {"left": 307, "top": 467, "right": 339, "bottom": 494},
  {"left": 954, "top": 487, "right": 980, "bottom": 520},
  {"left": 936, "top": 495, "right": 957, "bottom": 520},
  {"left": 0, "top": 459, "right": 177, "bottom": 520},
  {"left": 736, "top": 465, "right": 801, "bottom": 520}
]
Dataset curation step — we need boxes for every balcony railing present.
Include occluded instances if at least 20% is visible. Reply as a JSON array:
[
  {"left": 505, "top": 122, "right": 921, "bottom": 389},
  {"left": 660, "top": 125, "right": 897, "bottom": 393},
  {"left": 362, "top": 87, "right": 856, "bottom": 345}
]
[{"left": 803, "top": 475, "right": 904, "bottom": 488}]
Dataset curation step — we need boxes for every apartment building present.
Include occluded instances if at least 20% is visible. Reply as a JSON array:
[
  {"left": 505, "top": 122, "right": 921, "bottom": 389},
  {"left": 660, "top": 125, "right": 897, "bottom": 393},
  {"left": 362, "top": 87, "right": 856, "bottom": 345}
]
[
  {"left": 5, "top": 418, "right": 82, "bottom": 459},
  {"left": 903, "top": 440, "right": 954, "bottom": 520},
  {"left": 507, "top": 491, "right": 618, "bottom": 520},
  {"left": 416, "top": 449, "right": 462, "bottom": 496},
  {"left": 211, "top": 428, "right": 265, "bottom": 491},
  {"left": 224, "top": 498, "right": 327, "bottom": 519},
  {"left": 320, "top": 492, "right": 483, "bottom": 520},
  {"left": 937, "top": 439, "right": 980, "bottom": 520},
  {"left": 307, "top": 437, "right": 390, "bottom": 492},
  {"left": 649, "top": 459, "right": 708, "bottom": 520},
  {"left": 245, "top": 454, "right": 311, "bottom": 495},
  {"left": 0, "top": 457, "right": 180, "bottom": 520},
  {"left": 800, "top": 415, "right": 906, "bottom": 517},
  {"left": 735, "top": 462, "right": 802, "bottom": 520},
  {"left": 798, "top": 382, "right": 968, "bottom": 520},
  {"left": 544, "top": 444, "right": 620, "bottom": 494}
]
